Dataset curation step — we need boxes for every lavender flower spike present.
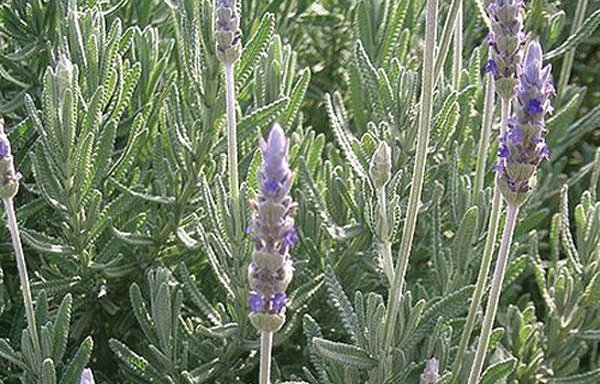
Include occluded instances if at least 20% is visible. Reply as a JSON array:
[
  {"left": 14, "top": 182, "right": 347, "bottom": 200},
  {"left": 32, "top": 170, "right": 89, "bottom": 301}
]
[
  {"left": 496, "top": 40, "right": 554, "bottom": 206},
  {"left": 0, "top": 119, "right": 21, "bottom": 200},
  {"left": 79, "top": 368, "right": 96, "bottom": 384},
  {"left": 247, "top": 123, "right": 297, "bottom": 333},
  {"left": 486, "top": 0, "right": 525, "bottom": 100},
  {"left": 215, "top": 0, "right": 242, "bottom": 64}
]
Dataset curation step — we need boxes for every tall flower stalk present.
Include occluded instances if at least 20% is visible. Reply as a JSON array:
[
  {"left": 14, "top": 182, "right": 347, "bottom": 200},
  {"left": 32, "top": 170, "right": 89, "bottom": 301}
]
[
  {"left": 247, "top": 124, "right": 297, "bottom": 384},
  {"left": 452, "top": 1, "right": 525, "bottom": 380},
  {"left": 216, "top": 0, "right": 243, "bottom": 237},
  {"left": 468, "top": 40, "right": 554, "bottom": 384},
  {"left": 0, "top": 120, "right": 40, "bottom": 360},
  {"left": 383, "top": 0, "right": 438, "bottom": 358}
]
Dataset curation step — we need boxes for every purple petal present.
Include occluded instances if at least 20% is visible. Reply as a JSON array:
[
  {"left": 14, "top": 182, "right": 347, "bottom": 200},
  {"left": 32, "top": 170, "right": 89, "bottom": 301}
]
[
  {"left": 282, "top": 228, "right": 298, "bottom": 248},
  {"left": 271, "top": 292, "right": 287, "bottom": 312},
  {"left": 485, "top": 58, "right": 498, "bottom": 77},
  {"left": 0, "top": 138, "right": 9, "bottom": 158},
  {"left": 248, "top": 292, "right": 265, "bottom": 313},
  {"left": 526, "top": 98, "right": 543, "bottom": 114}
]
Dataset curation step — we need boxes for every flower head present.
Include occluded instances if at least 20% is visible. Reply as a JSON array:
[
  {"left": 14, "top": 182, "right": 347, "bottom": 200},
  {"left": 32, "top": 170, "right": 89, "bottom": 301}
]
[
  {"left": 486, "top": 0, "right": 526, "bottom": 99},
  {"left": 215, "top": 0, "right": 242, "bottom": 64},
  {"left": 496, "top": 40, "right": 554, "bottom": 206},
  {"left": 248, "top": 124, "right": 297, "bottom": 331}
]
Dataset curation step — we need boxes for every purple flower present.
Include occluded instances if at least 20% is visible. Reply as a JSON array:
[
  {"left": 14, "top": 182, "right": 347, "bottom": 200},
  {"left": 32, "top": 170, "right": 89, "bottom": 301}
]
[
  {"left": 247, "top": 124, "right": 296, "bottom": 318},
  {"left": 497, "top": 40, "right": 554, "bottom": 205},
  {"left": 486, "top": 0, "right": 525, "bottom": 100},
  {"left": 526, "top": 98, "right": 543, "bottom": 114},
  {"left": 248, "top": 292, "right": 266, "bottom": 313},
  {"left": 485, "top": 58, "right": 499, "bottom": 77},
  {"left": 282, "top": 228, "right": 298, "bottom": 248},
  {"left": 0, "top": 138, "right": 9, "bottom": 159},
  {"left": 79, "top": 369, "right": 95, "bottom": 384},
  {"left": 271, "top": 292, "right": 287, "bottom": 312}
]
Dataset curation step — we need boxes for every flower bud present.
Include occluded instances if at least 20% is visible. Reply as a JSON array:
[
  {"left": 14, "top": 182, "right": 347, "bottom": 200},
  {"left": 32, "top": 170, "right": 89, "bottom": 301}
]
[{"left": 369, "top": 142, "right": 391, "bottom": 189}]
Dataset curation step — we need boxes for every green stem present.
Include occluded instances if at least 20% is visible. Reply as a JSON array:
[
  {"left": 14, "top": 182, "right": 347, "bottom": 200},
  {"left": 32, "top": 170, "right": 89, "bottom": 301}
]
[
  {"left": 467, "top": 202, "right": 519, "bottom": 384},
  {"left": 433, "top": 0, "right": 461, "bottom": 85},
  {"left": 557, "top": 0, "right": 588, "bottom": 97},
  {"left": 378, "top": 187, "right": 394, "bottom": 285},
  {"left": 224, "top": 63, "right": 242, "bottom": 238},
  {"left": 452, "top": 95, "right": 509, "bottom": 381},
  {"left": 3, "top": 198, "right": 41, "bottom": 360},
  {"left": 383, "top": 0, "right": 438, "bottom": 355},
  {"left": 259, "top": 331, "right": 273, "bottom": 384},
  {"left": 473, "top": 73, "right": 496, "bottom": 203},
  {"left": 452, "top": 0, "right": 463, "bottom": 89}
]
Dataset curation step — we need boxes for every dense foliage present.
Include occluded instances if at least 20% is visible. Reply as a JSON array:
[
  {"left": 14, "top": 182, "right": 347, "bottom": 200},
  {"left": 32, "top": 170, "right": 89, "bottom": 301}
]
[{"left": 0, "top": 0, "right": 598, "bottom": 383}]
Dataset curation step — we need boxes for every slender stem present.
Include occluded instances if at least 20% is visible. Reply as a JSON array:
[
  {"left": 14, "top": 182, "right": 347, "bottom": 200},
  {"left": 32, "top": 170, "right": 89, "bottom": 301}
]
[
  {"left": 433, "top": 0, "right": 461, "bottom": 86},
  {"left": 557, "top": 0, "right": 588, "bottom": 97},
  {"left": 383, "top": 0, "right": 438, "bottom": 355},
  {"left": 451, "top": 188, "right": 502, "bottom": 381},
  {"left": 378, "top": 187, "right": 394, "bottom": 285},
  {"left": 473, "top": 74, "right": 496, "bottom": 203},
  {"left": 224, "top": 63, "right": 242, "bottom": 238},
  {"left": 500, "top": 97, "right": 511, "bottom": 135},
  {"left": 467, "top": 203, "right": 520, "bottom": 384},
  {"left": 452, "top": 0, "right": 463, "bottom": 89},
  {"left": 3, "top": 198, "right": 40, "bottom": 357},
  {"left": 452, "top": 95, "right": 509, "bottom": 381},
  {"left": 259, "top": 331, "right": 273, "bottom": 384}
]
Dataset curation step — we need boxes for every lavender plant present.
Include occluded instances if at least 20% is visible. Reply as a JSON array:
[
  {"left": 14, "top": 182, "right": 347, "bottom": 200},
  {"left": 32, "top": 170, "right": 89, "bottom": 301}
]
[
  {"left": 468, "top": 39, "right": 555, "bottom": 384},
  {"left": 0, "top": 0, "right": 598, "bottom": 382}
]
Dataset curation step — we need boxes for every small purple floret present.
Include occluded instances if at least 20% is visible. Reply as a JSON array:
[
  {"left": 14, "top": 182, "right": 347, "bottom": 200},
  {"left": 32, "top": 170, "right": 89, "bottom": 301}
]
[
  {"left": 0, "top": 139, "right": 9, "bottom": 158},
  {"left": 485, "top": 58, "right": 498, "bottom": 77},
  {"left": 526, "top": 98, "right": 543, "bottom": 114},
  {"left": 248, "top": 292, "right": 265, "bottom": 313},
  {"left": 282, "top": 228, "right": 298, "bottom": 248},
  {"left": 271, "top": 292, "right": 287, "bottom": 312}
]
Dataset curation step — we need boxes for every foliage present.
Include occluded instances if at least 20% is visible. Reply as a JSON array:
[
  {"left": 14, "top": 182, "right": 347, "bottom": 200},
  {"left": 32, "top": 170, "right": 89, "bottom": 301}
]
[{"left": 0, "top": 0, "right": 598, "bottom": 383}]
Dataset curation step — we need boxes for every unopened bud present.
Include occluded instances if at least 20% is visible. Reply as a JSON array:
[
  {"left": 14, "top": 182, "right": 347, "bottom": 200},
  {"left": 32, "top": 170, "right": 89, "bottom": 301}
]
[{"left": 369, "top": 142, "right": 392, "bottom": 188}]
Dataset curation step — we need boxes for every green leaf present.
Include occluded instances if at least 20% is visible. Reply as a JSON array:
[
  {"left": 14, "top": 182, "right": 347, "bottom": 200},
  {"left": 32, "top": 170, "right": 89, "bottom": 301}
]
[
  {"left": 41, "top": 358, "right": 56, "bottom": 384},
  {"left": 20, "top": 229, "right": 76, "bottom": 255},
  {"left": 480, "top": 358, "right": 516, "bottom": 384},
  {"left": 313, "top": 338, "right": 376, "bottom": 369},
  {"left": 547, "top": 368, "right": 600, "bottom": 384},
  {"left": 325, "top": 93, "right": 367, "bottom": 179},
  {"left": 129, "top": 283, "right": 158, "bottom": 345},
  {"left": 545, "top": 8, "right": 600, "bottom": 59},
  {"left": 109, "top": 339, "right": 161, "bottom": 380},
  {"left": 58, "top": 336, "right": 93, "bottom": 384},
  {"left": 324, "top": 266, "right": 362, "bottom": 346},
  {"left": 236, "top": 13, "right": 275, "bottom": 88},
  {"left": 52, "top": 294, "right": 72, "bottom": 363}
]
